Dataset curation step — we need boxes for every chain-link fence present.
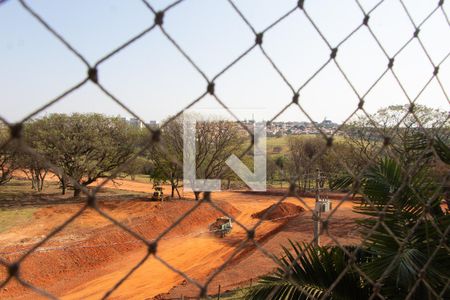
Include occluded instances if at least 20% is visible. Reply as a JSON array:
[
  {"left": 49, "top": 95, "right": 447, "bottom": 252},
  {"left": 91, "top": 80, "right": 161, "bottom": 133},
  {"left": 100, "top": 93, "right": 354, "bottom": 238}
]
[{"left": 0, "top": 0, "right": 449, "bottom": 299}]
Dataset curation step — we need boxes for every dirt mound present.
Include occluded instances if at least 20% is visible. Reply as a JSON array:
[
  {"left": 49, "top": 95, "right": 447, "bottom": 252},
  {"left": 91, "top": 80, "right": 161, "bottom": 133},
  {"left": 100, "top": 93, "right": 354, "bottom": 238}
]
[{"left": 252, "top": 202, "right": 304, "bottom": 220}]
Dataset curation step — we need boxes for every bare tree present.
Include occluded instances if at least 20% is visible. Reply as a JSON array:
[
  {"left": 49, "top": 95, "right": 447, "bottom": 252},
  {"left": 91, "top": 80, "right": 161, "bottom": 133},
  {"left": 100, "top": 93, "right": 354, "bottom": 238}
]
[
  {"left": 151, "top": 119, "right": 184, "bottom": 198},
  {"left": 193, "top": 119, "right": 245, "bottom": 200},
  {"left": 287, "top": 136, "right": 325, "bottom": 191},
  {"left": 343, "top": 105, "right": 448, "bottom": 167},
  {"left": 155, "top": 116, "right": 245, "bottom": 200}
]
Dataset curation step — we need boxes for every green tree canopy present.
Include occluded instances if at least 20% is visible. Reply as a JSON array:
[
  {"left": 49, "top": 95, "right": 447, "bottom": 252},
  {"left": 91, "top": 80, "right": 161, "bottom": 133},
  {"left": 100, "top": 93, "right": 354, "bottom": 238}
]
[{"left": 26, "top": 113, "right": 142, "bottom": 196}]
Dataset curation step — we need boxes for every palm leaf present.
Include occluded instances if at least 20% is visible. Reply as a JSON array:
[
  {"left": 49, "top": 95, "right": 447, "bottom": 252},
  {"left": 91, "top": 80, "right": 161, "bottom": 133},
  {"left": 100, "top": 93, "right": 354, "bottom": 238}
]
[
  {"left": 406, "top": 132, "right": 450, "bottom": 165},
  {"left": 352, "top": 156, "right": 450, "bottom": 299},
  {"left": 245, "top": 242, "right": 371, "bottom": 300}
]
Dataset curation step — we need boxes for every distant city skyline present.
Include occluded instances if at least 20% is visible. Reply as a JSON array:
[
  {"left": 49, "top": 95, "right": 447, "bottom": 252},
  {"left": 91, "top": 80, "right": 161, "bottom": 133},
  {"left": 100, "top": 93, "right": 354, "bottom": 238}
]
[
  {"left": 121, "top": 115, "right": 340, "bottom": 138},
  {"left": 121, "top": 115, "right": 339, "bottom": 125}
]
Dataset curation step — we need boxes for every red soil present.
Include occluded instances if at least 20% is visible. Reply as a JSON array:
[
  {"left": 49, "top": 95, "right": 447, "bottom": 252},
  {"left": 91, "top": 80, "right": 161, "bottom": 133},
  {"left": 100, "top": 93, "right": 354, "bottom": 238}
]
[
  {"left": 251, "top": 202, "right": 305, "bottom": 220},
  {"left": 0, "top": 199, "right": 239, "bottom": 299},
  {"left": 0, "top": 178, "right": 361, "bottom": 299}
]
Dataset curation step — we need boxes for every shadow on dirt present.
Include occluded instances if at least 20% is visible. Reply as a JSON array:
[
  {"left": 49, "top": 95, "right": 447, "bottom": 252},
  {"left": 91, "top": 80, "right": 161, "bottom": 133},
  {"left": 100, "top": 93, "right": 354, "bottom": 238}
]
[{"left": 0, "top": 193, "right": 154, "bottom": 209}]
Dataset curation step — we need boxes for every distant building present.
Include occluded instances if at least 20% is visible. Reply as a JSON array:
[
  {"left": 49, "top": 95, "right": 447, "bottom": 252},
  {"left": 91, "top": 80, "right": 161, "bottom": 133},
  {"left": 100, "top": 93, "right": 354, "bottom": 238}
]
[
  {"left": 148, "top": 120, "right": 159, "bottom": 129},
  {"left": 320, "top": 118, "right": 337, "bottom": 129},
  {"left": 129, "top": 118, "right": 145, "bottom": 129}
]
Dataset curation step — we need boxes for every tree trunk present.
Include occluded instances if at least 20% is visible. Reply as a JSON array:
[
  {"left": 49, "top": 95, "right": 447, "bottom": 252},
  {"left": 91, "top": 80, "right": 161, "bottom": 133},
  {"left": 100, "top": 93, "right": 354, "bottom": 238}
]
[
  {"left": 37, "top": 178, "right": 42, "bottom": 192},
  {"left": 170, "top": 172, "right": 175, "bottom": 198},
  {"left": 31, "top": 177, "right": 36, "bottom": 190},
  {"left": 444, "top": 190, "right": 449, "bottom": 212},
  {"left": 74, "top": 187, "right": 81, "bottom": 197},
  {"left": 61, "top": 179, "right": 66, "bottom": 195},
  {"left": 38, "top": 172, "right": 47, "bottom": 192}
]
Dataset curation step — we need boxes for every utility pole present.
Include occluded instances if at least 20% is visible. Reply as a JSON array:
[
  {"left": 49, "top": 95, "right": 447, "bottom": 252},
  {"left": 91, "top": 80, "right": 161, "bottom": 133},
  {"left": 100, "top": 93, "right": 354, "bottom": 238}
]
[
  {"left": 313, "top": 168, "right": 321, "bottom": 247},
  {"left": 312, "top": 169, "right": 332, "bottom": 247}
]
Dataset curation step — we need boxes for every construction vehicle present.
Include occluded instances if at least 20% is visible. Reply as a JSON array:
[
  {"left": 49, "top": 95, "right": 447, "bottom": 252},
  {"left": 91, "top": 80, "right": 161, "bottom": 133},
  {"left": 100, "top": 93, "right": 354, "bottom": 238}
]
[
  {"left": 151, "top": 186, "right": 164, "bottom": 201},
  {"left": 209, "top": 217, "right": 232, "bottom": 238}
]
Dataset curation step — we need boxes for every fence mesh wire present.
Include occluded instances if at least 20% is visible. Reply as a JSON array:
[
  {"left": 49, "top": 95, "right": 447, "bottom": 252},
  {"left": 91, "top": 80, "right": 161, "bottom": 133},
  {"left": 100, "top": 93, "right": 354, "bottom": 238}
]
[{"left": 0, "top": 0, "right": 449, "bottom": 299}]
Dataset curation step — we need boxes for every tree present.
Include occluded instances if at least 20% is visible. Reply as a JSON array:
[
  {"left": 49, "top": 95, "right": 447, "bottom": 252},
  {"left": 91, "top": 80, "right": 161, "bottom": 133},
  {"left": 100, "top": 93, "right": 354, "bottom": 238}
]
[
  {"left": 335, "top": 104, "right": 449, "bottom": 195},
  {"left": 154, "top": 116, "right": 245, "bottom": 200},
  {"left": 19, "top": 123, "right": 53, "bottom": 191},
  {"left": 353, "top": 157, "right": 449, "bottom": 299},
  {"left": 266, "top": 156, "right": 278, "bottom": 185},
  {"left": 191, "top": 119, "right": 245, "bottom": 200},
  {"left": 342, "top": 105, "right": 448, "bottom": 170},
  {"left": 246, "top": 134, "right": 450, "bottom": 300},
  {"left": 407, "top": 132, "right": 450, "bottom": 212},
  {"left": 0, "top": 126, "right": 18, "bottom": 186},
  {"left": 274, "top": 155, "right": 287, "bottom": 188},
  {"left": 27, "top": 114, "right": 140, "bottom": 197},
  {"left": 17, "top": 153, "right": 48, "bottom": 192},
  {"left": 122, "top": 156, "right": 153, "bottom": 181},
  {"left": 287, "top": 136, "right": 326, "bottom": 191},
  {"left": 151, "top": 119, "right": 184, "bottom": 198},
  {"left": 0, "top": 150, "right": 14, "bottom": 186}
]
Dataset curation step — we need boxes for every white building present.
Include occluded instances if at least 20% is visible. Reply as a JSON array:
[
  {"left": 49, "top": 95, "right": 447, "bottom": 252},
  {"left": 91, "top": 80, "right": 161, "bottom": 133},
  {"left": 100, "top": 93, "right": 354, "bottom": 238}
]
[
  {"left": 129, "top": 118, "right": 145, "bottom": 129},
  {"left": 148, "top": 120, "right": 159, "bottom": 129}
]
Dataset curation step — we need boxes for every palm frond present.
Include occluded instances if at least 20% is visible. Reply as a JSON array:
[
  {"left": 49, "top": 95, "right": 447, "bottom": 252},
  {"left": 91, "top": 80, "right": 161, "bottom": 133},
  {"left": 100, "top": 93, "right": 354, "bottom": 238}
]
[
  {"left": 406, "top": 132, "right": 450, "bottom": 165},
  {"left": 352, "top": 156, "right": 450, "bottom": 299},
  {"left": 245, "top": 242, "right": 371, "bottom": 300}
]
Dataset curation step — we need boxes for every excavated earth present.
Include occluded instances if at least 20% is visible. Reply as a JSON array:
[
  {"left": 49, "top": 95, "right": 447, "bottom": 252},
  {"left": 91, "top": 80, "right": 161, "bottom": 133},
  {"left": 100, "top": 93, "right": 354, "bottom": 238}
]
[{"left": 0, "top": 180, "right": 361, "bottom": 299}]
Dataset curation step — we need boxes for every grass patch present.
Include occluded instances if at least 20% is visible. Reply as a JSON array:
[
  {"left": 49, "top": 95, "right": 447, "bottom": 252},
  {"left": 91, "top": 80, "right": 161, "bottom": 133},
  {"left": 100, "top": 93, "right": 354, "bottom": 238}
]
[
  {"left": 0, "top": 179, "right": 63, "bottom": 198},
  {"left": 0, "top": 179, "right": 36, "bottom": 198},
  {"left": 0, "top": 207, "right": 36, "bottom": 233},
  {"left": 126, "top": 174, "right": 151, "bottom": 184},
  {"left": 267, "top": 135, "right": 290, "bottom": 151},
  {"left": 0, "top": 178, "right": 150, "bottom": 209}
]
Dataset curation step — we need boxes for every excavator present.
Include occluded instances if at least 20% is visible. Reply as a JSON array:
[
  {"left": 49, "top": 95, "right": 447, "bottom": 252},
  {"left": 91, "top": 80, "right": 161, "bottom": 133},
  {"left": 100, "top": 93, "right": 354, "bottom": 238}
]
[
  {"left": 151, "top": 185, "right": 164, "bottom": 201},
  {"left": 209, "top": 217, "right": 232, "bottom": 238}
]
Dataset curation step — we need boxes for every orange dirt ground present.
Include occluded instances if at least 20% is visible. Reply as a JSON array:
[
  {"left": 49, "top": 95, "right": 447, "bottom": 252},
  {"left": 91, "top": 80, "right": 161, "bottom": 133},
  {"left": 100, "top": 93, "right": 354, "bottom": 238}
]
[
  {"left": 0, "top": 179, "right": 361, "bottom": 299},
  {"left": 251, "top": 202, "right": 305, "bottom": 220}
]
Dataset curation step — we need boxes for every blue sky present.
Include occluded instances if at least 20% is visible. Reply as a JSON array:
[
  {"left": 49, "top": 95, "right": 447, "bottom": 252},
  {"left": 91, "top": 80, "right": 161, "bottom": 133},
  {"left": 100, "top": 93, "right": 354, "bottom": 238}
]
[{"left": 1, "top": 0, "right": 449, "bottom": 124}]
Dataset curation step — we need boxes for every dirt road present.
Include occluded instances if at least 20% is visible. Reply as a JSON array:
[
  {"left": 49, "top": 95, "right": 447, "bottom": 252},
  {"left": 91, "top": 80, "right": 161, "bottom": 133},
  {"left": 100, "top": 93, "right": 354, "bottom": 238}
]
[{"left": 62, "top": 194, "right": 287, "bottom": 300}]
